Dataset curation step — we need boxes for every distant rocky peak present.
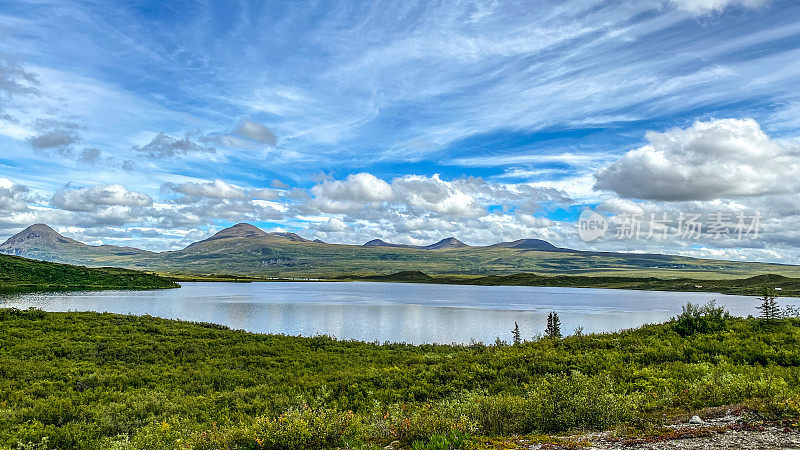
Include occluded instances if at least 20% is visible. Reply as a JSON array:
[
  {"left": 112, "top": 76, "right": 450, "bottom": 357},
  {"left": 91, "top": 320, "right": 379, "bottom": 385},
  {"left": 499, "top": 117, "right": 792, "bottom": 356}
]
[
  {"left": 210, "top": 223, "right": 268, "bottom": 239},
  {"left": 0, "top": 223, "right": 84, "bottom": 252},
  {"left": 425, "top": 237, "right": 469, "bottom": 250}
]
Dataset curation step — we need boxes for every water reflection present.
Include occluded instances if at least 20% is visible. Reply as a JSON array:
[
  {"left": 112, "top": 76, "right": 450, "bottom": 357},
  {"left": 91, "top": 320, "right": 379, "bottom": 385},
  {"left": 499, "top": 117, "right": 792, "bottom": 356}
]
[{"left": 0, "top": 281, "right": 776, "bottom": 344}]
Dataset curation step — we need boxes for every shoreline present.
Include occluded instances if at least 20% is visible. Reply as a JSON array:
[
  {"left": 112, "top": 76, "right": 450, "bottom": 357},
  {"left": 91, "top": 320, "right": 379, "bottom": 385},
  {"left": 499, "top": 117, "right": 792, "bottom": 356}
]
[{"left": 165, "top": 270, "right": 799, "bottom": 297}]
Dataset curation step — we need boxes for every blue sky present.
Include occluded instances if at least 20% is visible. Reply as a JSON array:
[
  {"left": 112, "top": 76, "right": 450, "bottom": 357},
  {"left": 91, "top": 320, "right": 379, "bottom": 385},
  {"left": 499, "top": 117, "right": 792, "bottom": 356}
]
[{"left": 1, "top": 0, "right": 800, "bottom": 262}]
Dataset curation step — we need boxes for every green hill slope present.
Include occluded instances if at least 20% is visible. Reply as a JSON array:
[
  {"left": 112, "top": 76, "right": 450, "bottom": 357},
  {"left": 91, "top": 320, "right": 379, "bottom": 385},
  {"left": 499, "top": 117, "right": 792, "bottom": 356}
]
[{"left": 0, "top": 253, "right": 178, "bottom": 291}]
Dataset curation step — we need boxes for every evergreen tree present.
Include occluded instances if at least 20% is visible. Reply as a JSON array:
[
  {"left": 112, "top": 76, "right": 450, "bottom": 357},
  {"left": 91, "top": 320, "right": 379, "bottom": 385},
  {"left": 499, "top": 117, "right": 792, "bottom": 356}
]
[
  {"left": 545, "top": 312, "right": 562, "bottom": 338},
  {"left": 512, "top": 322, "right": 521, "bottom": 345},
  {"left": 757, "top": 288, "right": 782, "bottom": 321}
]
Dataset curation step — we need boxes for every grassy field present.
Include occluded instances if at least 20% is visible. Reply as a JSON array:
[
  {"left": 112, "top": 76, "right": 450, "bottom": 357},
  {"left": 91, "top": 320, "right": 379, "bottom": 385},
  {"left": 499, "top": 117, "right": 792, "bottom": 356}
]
[
  {"left": 0, "top": 254, "right": 178, "bottom": 292},
  {"left": 1, "top": 308, "right": 799, "bottom": 449}
]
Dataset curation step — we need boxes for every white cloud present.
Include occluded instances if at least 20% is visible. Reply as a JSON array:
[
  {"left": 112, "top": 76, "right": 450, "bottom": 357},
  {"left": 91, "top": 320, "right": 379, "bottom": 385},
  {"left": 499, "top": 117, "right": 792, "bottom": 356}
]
[
  {"left": 594, "top": 118, "right": 800, "bottom": 201},
  {"left": 52, "top": 184, "right": 152, "bottom": 212},
  {"left": 134, "top": 132, "right": 216, "bottom": 159},
  {"left": 308, "top": 172, "right": 572, "bottom": 219},
  {"left": 392, "top": 174, "right": 484, "bottom": 218},
  {"left": 449, "top": 152, "right": 609, "bottom": 167},
  {"left": 27, "top": 128, "right": 80, "bottom": 150},
  {"left": 234, "top": 120, "right": 276, "bottom": 146},
  {"left": 162, "top": 179, "right": 248, "bottom": 200},
  {"left": 318, "top": 217, "right": 349, "bottom": 232},
  {"left": 203, "top": 119, "right": 278, "bottom": 149},
  {"left": 302, "top": 172, "right": 575, "bottom": 247},
  {"left": 0, "top": 178, "right": 34, "bottom": 215},
  {"left": 670, "top": 0, "right": 769, "bottom": 15},
  {"left": 26, "top": 119, "right": 81, "bottom": 152},
  {"left": 156, "top": 179, "right": 284, "bottom": 228},
  {"left": 312, "top": 172, "right": 393, "bottom": 202}
]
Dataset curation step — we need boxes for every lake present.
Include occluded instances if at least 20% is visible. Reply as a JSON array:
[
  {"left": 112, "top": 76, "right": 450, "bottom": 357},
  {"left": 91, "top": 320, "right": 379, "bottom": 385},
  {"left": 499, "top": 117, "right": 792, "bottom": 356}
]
[{"left": 0, "top": 281, "right": 783, "bottom": 344}]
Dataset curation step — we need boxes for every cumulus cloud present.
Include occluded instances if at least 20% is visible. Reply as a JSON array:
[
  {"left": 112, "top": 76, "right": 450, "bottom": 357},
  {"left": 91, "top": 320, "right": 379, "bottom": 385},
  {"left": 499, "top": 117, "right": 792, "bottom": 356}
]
[
  {"left": 162, "top": 179, "right": 279, "bottom": 201},
  {"left": 393, "top": 174, "right": 484, "bottom": 218},
  {"left": 134, "top": 132, "right": 216, "bottom": 158},
  {"left": 52, "top": 184, "right": 153, "bottom": 212},
  {"left": 26, "top": 184, "right": 158, "bottom": 228},
  {"left": 0, "top": 178, "right": 33, "bottom": 213},
  {"left": 234, "top": 120, "right": 276, "bottom": 146},
  {"left": 79, "top": 148, "right": 102, "bottom": 163},
  {"left": 162, "top": 179, "right": 248, "bottom": 200},
  {"left": 309, "top": 172, "right": 571, "bottom": 219},
  {"left": 318, "top": 217, "right": 349, "bottom": 232},
  {"left": 594, "top": 118, "right": 800, "bottom": 201},
  {"left": 158, "top": 179, "right": 283, "bottom": 227},
  {"left": 27, "top": 128, "right": 79, "bottom": 149},
  {"left": 203, "top": 120, "right": 277, "bottom": 149},
  {"left": 313, "top": 173, "right": 393, "bottom": 202},
  {"left": 302, "top": 172, "right": 575, "bottom": 246},
  {"left": 26, "top": 119, "right": 81, "bottom": 151},
  {"left": 670, "top": 0, "right": 769, "bottom": 15}
]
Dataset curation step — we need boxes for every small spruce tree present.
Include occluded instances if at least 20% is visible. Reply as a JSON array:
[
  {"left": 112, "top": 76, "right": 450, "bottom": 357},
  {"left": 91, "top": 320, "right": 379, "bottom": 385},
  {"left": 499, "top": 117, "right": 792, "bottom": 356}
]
[
  {"left": 757, "top": 288, "right": 782, "bottom": 321},
  {"left": 545, "top": 311, "right": 562, "bottom": 338},
  {"left": 512, "top": 322, "right": 522, "bottom": 345}
]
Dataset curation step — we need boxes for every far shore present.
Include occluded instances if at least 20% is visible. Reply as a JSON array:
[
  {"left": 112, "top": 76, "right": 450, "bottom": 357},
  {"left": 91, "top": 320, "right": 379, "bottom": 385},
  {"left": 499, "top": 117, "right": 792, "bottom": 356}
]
[{"left": 162, "top": 270, "right": 798, "bottom": 298}]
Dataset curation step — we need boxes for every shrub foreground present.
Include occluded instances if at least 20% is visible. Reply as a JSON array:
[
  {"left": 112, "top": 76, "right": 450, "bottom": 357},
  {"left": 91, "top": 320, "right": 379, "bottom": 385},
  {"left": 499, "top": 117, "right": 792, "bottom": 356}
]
[{"left": 1, "top": 308, "right": 799, "bottom": 449}]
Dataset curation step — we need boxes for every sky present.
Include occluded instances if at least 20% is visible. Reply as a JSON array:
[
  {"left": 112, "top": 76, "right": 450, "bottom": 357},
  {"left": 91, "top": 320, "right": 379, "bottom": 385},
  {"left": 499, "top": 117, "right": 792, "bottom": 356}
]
[{"left": 1, "top": 0, "right": 800, "bottom": 263}]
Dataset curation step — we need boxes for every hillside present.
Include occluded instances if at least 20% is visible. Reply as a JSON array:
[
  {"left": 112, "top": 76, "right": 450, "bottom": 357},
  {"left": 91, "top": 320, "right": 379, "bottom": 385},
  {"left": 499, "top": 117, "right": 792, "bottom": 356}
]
[
  {"left": 3, "top": 223, "right": 800, "bottom": 279},
  {"left": 0, "top": 253, "right": 178, "bottom": 291},
  {"left": 355, "top": 271, "right": 800, "bottom": 296}
]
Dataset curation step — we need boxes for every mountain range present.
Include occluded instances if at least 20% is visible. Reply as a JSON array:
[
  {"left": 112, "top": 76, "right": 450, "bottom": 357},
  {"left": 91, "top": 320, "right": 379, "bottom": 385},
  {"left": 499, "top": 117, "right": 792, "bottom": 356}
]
[{"left": 2, "top": 223, "right": 800, "bottom": 279}]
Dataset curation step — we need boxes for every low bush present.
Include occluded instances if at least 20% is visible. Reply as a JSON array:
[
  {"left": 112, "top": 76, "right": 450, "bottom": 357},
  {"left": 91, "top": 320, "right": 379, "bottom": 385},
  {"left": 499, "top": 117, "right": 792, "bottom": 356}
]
[
  {"left": 189, "top": 407, "right": 360, "bottom": 450},
  {"left": 673, "top": 301, "right": 731, "bottom": 336},
  {"left": 526, "top": 372, "right": 634, "bottom": 432}
]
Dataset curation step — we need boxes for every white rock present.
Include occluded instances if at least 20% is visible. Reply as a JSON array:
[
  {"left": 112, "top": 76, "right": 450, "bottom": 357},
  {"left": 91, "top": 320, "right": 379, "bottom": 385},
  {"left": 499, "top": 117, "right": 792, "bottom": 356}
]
[{"left": 689, "top": 415, "right": 704, "bottom": 424}]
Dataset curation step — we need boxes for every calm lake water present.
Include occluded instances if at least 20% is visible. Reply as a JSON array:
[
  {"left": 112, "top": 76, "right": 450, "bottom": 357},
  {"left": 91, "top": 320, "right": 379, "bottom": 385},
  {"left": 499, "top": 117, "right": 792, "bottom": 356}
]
[{"left": 0, "top": 281, "right": 785, "bottom": 344}]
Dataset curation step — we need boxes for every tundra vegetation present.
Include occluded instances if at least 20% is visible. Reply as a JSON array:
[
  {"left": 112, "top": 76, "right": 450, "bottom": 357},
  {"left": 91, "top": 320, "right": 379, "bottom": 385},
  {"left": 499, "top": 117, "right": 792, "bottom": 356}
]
[
  {"left": 1, "top": 302, "right": 799, "bottom": 449},
  {"left": 0, "top": 254, "right": 178, "bottom": 292}
]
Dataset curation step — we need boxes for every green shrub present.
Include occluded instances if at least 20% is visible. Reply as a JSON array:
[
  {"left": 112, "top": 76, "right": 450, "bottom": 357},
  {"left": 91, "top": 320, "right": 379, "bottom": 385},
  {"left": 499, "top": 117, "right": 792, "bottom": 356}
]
[
  {"left": 468, "top": 394, "right": 529, "bottom": 435},
  {"left": 526, "top": 372, "right": 634, "bottom": 432},
  {"left": 673, "top": 301, "right": 731, "bottom": 336},
  {"left": 368, "top": 402, "right": 472, "bottom": 446},
  {"left": 409, "top": 431, "right": 469, "bottom": 450},
  {"left": 675, "top": 365, "right": 791, "bottom": 409},
  {"left": 191, "top": 407, "right": 360, "bottom": 450}
]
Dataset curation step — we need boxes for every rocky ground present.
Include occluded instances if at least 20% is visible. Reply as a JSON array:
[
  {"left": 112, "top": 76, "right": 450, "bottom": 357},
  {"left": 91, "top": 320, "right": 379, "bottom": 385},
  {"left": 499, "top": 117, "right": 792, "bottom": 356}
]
[{"left": 516, "top": 408, "right": 800, "bottom": 449}]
